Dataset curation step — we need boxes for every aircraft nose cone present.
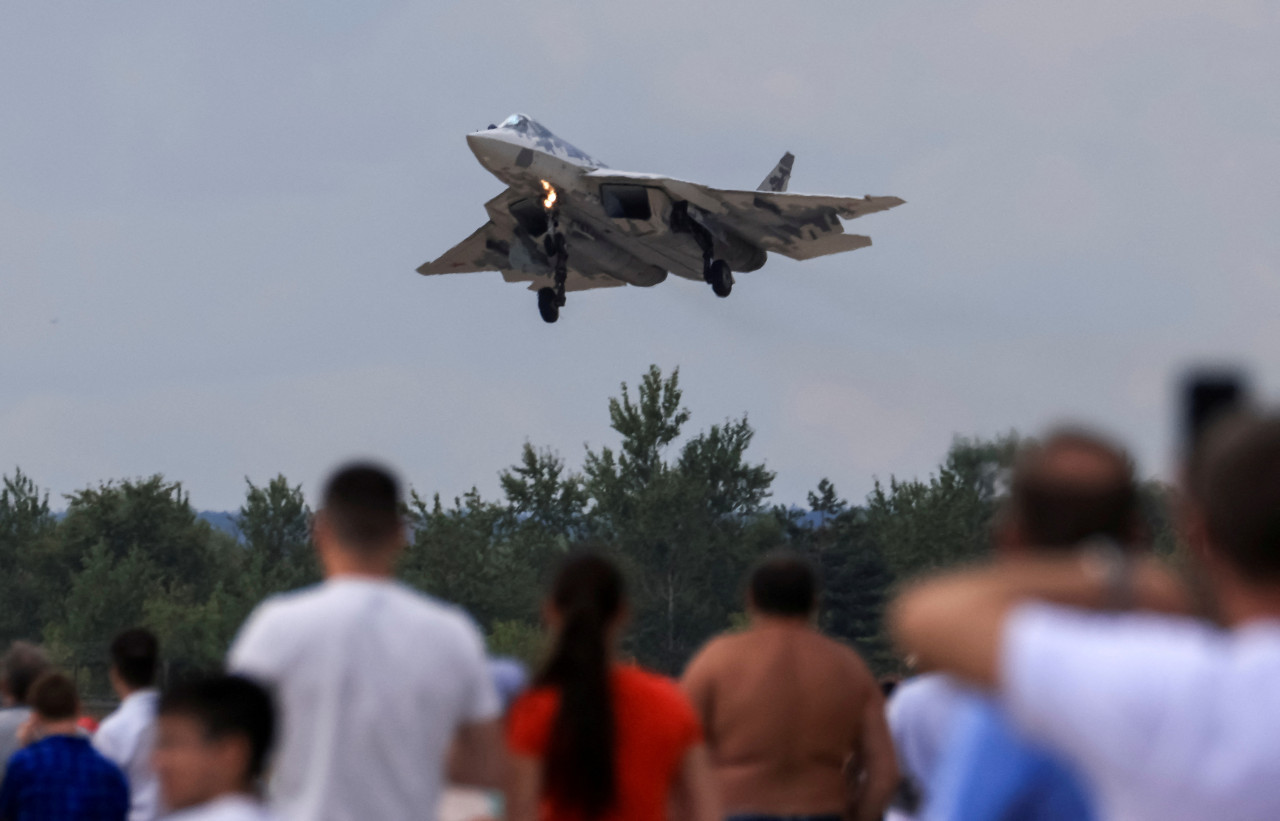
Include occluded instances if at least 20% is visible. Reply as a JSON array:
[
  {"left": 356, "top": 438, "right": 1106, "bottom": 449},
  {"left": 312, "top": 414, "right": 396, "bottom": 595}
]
[{"left": 467, "top": 131, "right": 519, "bottom": 174}]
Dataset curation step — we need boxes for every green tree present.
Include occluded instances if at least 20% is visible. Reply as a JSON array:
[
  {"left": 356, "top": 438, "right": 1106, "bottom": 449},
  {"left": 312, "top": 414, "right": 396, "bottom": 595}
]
[
  {"left": 237, "top": 475, "right": 317, "bottom": 591},
  {"left": 779, "top": 480, "right": 897, "bottom": 673},
  {"left": 46, "top": 476, "right": 224, "bottom": 687},
  {"left": 584, "top": 366, "right": 777, "bottom": 672},
  {"left": 867, "top": 434, "right": 1019, "bottom": 582},
  {"left": 402, "top": 489, "right": 540, "bottom": 630},
  {"left": 0, "top": 469, "right": 57, "bottom": 644}
]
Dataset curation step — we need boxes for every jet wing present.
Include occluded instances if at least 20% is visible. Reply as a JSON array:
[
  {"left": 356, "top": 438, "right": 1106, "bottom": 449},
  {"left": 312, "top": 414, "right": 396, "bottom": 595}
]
[
  {"left": 584, "top": 170, "right": 903, "bottom": 262},
  {"left": 416, "top": 221, "right": 508, "bottom": 275},
  {"left": 418, "top": 188, "right": 626, "bottom": 291}
]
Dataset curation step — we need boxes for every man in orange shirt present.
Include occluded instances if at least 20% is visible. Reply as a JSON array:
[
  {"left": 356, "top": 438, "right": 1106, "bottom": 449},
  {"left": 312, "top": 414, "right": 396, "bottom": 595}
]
[{"left": 682, "top": 554, "right": 898, "bottom": 821}]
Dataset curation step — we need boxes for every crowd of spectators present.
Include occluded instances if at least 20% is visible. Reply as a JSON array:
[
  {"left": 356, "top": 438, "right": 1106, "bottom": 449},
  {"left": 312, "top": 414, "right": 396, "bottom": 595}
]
[{"left": 3, "top": 406, "right": 1280, "bottom": 821}]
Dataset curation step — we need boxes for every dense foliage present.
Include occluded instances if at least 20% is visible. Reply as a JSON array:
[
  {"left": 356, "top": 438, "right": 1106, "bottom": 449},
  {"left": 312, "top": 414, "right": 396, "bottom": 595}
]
[{"left": 0, "top": 366, "right": 1176, "bottom": 695}]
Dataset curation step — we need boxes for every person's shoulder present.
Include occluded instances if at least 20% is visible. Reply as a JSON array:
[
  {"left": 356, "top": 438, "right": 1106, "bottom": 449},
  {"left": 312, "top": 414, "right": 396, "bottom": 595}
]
[
  {"left": 891, "top": 672, "right": 969, "bottom": 708},
  {"left": 815, "top": 631, "right": 877, "bottom": 671},
  {"left": 4, "top": 742, "right": 39, "bottom": 774},
  {"left": 165, "top": 795, "right": 280, "bottom": 821},
  {"left": 619, "top": 666, "right": 694, "bottom": 707},
  {"left": 85, "top": 740, "right": 128, "bottom": 778},
  {"left": 388, "top": 583, "right": 487, "bottom": 640}
]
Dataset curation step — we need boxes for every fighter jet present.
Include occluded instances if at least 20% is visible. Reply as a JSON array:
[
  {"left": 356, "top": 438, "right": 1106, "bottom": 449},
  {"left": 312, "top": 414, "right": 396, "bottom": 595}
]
[{"left": 418, "top": 114, "right": 904, "bottom": 323}]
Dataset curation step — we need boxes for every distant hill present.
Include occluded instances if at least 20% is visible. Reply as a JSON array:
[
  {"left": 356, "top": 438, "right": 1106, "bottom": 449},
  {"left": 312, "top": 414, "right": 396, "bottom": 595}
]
[{"left": 198, "top": 511, "right": 239, "bottom": 538}]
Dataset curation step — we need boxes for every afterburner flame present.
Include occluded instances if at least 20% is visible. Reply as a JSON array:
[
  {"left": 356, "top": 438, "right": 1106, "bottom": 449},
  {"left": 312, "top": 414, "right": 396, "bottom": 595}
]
[{"left": 541, "top": 180, "right": 557, "bottom": 209}]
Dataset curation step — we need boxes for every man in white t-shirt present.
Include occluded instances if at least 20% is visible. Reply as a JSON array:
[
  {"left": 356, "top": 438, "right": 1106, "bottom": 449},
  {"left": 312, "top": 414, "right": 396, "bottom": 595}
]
[
  {"left": 228, "top": 463, "right": 505, "bottom": 821},
  {"left": 891, "top": 413, "right": 1280, "bottom": 821},
  {"left": 95, "top": 627, "right": 164, "bottom": 821}
]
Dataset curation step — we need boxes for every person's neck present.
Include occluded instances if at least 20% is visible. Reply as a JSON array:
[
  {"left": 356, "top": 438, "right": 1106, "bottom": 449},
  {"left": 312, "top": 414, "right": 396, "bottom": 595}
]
[
  {"left": 1216, "top": 581, "right": 1280, "bottom": 628},
  {"left": 750, "top": 612, "right": 815, "bottom": 629},
  {"left": 38, "top": 719, "right": 81, "bottom": 737},
  {"left": 324, "top": 555, "right": 395, "bottom": 579}
]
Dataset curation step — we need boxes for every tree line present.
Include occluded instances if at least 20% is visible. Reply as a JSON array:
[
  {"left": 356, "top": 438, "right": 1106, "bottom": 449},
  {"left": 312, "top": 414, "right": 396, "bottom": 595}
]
[{"left": 0, "top": 365, "right": 1176, "bottom": 696}]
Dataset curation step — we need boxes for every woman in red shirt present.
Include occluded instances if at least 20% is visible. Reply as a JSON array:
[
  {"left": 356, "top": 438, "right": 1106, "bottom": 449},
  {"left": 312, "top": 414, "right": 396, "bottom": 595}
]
[{"left": 506, "top": 553, "right": 719, "bottom": 821}]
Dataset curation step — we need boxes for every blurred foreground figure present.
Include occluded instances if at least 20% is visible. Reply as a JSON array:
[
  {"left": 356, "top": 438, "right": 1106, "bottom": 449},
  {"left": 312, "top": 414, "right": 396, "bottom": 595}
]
[
  {"left": 506, "top": 553, "right": 719, "bottom": 821},
  {"left": 891, "top": 431, "right": 1141, "bottom": 821},
  {"left": 0, "top": 672, "right": 128, "bottom": 821},
  {"left": 0, "top": 643, "right": 51, "bottom": 786},
  {"left": 891, "top": 413, "right": 1280, "bottom": 821},
  {"left": 228, "top": 463, "right": 504, "bottom": 821},
  {"left": 95, "top": 629, "right": 163, "bottom": 821},
  {"left": 153, "top": 676, "right": 277, "bottom": 821},
  {"left": 682, "top": 553, "right": 897, "bottom": 821}
]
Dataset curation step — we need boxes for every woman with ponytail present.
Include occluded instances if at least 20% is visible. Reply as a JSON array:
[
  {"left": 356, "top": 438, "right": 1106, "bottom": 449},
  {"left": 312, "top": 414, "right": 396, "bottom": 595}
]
[{"left": 506, "top": 553, "right": 719, "bottom": 821}]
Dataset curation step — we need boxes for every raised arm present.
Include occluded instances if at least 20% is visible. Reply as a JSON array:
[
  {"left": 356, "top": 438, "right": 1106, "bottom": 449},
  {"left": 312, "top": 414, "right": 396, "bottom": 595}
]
[{"left": 890, "top": 554, "right": 1187, "bottom": 688}]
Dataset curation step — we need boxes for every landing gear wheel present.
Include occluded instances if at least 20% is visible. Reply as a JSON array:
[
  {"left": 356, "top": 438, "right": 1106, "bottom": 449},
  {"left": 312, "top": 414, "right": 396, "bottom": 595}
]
[
  {"left": 708, "top": 259, "right": 733, "bottom": 298},
  {"left": 537, "top": 287, "right": 560, "bottom": 323}
]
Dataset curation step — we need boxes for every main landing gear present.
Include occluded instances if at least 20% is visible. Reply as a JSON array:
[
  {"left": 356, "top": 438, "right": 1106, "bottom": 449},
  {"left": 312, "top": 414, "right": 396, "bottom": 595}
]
[
  {"left": 671, "top": 202, "right": 733, "bottom": 298},
  {"left": 537, "top": 208, "right": 569, "bottom": 324}
]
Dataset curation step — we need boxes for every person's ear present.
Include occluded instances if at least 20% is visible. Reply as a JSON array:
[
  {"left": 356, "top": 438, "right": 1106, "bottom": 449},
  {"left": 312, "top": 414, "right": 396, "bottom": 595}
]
[{"left": 212, "top": 735, "right": 254, "bottom": 789}]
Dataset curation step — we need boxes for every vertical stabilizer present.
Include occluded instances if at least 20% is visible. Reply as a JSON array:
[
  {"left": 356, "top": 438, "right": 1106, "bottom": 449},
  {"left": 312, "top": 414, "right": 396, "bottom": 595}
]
[{"left": 757, "top": 152, "right": 795, "bottom": 192}]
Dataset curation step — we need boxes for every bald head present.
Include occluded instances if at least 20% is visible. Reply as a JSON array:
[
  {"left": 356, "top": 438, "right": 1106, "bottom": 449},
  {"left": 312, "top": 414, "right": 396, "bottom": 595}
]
[{"left": 1004, "top": 430, "right": 1140, "bottom": 551}]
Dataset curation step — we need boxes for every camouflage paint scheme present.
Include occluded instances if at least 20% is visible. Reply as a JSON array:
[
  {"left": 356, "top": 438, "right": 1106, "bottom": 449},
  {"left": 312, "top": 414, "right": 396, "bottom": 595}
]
[{"left": 417, "top": 114, "right": 904, "bottom": 294}]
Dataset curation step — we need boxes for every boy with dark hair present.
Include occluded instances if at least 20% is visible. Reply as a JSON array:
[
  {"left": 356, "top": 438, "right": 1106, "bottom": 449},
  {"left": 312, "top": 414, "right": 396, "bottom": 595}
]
[
  {"left": 152, "top": 676, "right": 277, "bottom": 821},
  {"left": 0, "top": 672, "right": 128, "bottom": 821},
  {"left": 95, "top": 629, "right": 163, "bottom": 821}
]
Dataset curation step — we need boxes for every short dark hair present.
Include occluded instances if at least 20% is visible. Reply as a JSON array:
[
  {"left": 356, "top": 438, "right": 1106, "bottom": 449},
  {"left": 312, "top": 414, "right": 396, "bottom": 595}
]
[
  {"left": 1, "top": 642, "right": 51, "bottom": 705},
  {"left": 159, "top": 675, "right": 276, "bottom": 782},
  {"left": 749, "top": 552, "right": 818, "bottom": 617},
  {"left": 1007, "top": 430, "right": 1139, "bottom": 549},
  {"left": 110, "top": 628, "right": 159, "bottom": 689},
  {"left": 322, "top": 463, "right": 403, "bottom": 550},
  {"left": 1194, "top": 414, "right": 1280, "bottom": 581},
  {"left": 30, "top": 672, "right": 79, "bottom": 721}
]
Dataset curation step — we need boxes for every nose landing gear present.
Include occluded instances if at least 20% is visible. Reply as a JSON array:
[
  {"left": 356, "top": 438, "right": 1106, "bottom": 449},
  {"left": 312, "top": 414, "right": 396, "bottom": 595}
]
[{"left": 537, "top": 205, "right": 569, "bottom": 323}]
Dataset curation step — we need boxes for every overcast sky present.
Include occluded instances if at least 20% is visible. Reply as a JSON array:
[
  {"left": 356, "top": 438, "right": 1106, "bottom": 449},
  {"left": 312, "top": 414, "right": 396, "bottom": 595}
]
[{"left": 3, "top": 1, "right": 1279, "bottom": 511}]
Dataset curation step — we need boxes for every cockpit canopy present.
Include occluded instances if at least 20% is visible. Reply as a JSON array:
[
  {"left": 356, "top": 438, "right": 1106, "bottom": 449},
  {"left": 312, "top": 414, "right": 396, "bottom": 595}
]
[
  {"left": 500, "top": 113, "right": 530, "bottom": 131},
  {"left": 492, "top": 113, "right": 607, "bottom": 169}
]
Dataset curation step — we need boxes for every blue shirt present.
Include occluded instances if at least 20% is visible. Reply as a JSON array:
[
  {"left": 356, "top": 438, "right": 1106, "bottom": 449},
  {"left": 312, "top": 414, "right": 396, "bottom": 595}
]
[
  {"left": 928, "top": 698, "right": 1095, "bottom": 821},
  {"left": 0, "top": 735, "right": 129, "bottom": 821}
]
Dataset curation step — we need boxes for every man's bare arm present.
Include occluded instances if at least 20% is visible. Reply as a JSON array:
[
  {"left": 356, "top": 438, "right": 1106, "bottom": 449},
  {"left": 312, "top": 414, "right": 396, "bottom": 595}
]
[
  {"left": 890, "top": 555, "right": 1187, "bottom": 688},
  {"left": 505, "top": 755, "right": 541, "bottom": 821},
  {"left": 846, "top": 691, "right": 898, "bottom": 821},
  {"left": 448, "top": 719, "right": 508, "bottom": 789},
  {"left": 669, "top": 743, "right": 721, "bottom": 821}
]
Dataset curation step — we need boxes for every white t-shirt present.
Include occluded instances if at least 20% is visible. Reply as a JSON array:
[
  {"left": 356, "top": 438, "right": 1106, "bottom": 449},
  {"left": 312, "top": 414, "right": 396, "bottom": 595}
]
[
  {"left": 886, "top": 673, "right": 972, "bottom": 821},
  {"left": 164, "top": 794, "right": 278, "bottom": 821},
  {"left": 95, "top": 689, "right": 163, "bottom": 821},
  {"left": 1002, "top": 603, "right": 1280, "bottom": 821},
  {"left": 228, "top": 577, "right": 501, "bottom": 821}
]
